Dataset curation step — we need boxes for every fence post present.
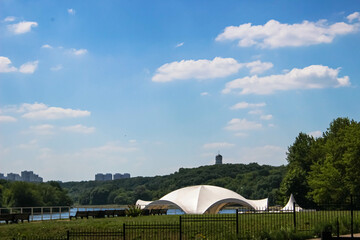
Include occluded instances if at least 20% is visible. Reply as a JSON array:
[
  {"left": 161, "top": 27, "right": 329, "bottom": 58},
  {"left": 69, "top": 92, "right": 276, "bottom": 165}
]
[
  {"left": 293, "top": 202, "right": 296, "bottom": 231},
  {"left": 179, "top": 215, "right": 182, "bottom": 240},
  {"left": 236, "top": 209, "right": 239, "bottom": 236},
  {"left": 123, "top": 222, "right": 126, "bottom": 240},
  {"left": 351, "top": 195, "right": 354, "bottom": 238},
  {"left": 66, "top": 230, "right": 70, "bottom": 240}
]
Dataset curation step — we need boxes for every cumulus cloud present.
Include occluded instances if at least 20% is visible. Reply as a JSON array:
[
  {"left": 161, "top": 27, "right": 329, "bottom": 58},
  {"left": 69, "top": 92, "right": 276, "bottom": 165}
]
[
  {"left": 347, "top": 12, "right": 360, "bottom": 23},
  {"left": 8, "top": 21, "right": 38, "bottom": 34},
  {"left": 18, "top": 103, "right": 90, "bottom": 120},
  {"left": 41, "top": 44, "right": 53, "bottom": 49},
  {"left": 61, "top": 124, "right": 95, "bottom": 134},
  {"left": 4, "top": 16, "right": 16, "bottom": 22},
  {"left": 308, "top": 130, "right": 323, "bottom": 138},
  {"left": 69, "top": 48, "right": 88, "bottom": 56},
  {"left": 203, "top": 142, "right": 235, "bottom": 149},
  {"left": 230, "top": 101, "right": 266, "bottom": 110},
  {"left": 200, "top": 92, "right": 209, "bottom": 96},
  {"left": 152, "top": 57, "right": 242, "bottom": 82},
  {"left": 176, "top": 42, "right": 184, "bottom": 48},
  {"left": 222, "top": 65, "right": 350, "bottom": 95},
  {"left": 216, "top": 16, "right": 358, "bottom": 48},
  {"left": 0, "top": 57, "right": 17, "bottom": 73},
  {"left": 0, "top": 115, "right": 17, "bottom": 122},
  {"left": 225, "top": 118, "right": 262, "bottom": 131},
  {"left": 19, "top": 61, "right": 39, "bottom": 74},
  {"left": 244, "top": 60, "right": 273, "bottom": 74},
  {"left": 0, "top": 57, "right": 38, "bottom": 74},
  {"left": 68, "top": 9, "right": 76, "bottom": 15}
]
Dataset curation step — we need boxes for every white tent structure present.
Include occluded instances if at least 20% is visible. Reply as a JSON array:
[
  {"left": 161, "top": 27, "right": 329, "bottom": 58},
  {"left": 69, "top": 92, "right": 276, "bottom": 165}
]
[
  {"left": 136, "top": 185, "right": 268, "bottom": 214},
  {"left": 282, "top": 194, "right": 303, "bottom": 212}
]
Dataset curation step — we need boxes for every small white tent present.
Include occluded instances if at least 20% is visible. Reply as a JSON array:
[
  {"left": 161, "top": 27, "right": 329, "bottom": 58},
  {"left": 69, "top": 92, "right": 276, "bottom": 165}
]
[
  {"left": 282, "top": 194, "right": 303, "bottom": 212},
  {"left": 136, "top": 185, "right": 268, "bottom": 214}
]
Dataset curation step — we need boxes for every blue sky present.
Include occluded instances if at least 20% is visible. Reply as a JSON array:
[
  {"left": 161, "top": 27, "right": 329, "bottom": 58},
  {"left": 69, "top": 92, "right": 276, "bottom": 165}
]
[{"left": 1, "top": 0, "right": 360, "bottom": 181}]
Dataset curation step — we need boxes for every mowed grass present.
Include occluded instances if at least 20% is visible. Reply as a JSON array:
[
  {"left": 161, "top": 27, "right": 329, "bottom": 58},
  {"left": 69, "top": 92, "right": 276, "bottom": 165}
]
[{"left": 0, "top": 215, "right": 179, "bottom": 239}]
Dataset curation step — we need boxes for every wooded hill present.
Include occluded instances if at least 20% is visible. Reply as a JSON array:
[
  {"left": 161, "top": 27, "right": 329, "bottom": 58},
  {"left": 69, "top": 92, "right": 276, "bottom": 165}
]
[{"left": 61, "top": 163, "right": 287, "bottom": 206}]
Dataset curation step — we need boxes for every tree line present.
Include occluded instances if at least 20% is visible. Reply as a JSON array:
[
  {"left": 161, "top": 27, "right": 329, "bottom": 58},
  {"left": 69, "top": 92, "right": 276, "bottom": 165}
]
[
  {"left": 61, "top": 163, "right": 286, "bottom": 206},
  {"left": 0, "top": 180, "right": 73, "bottom": 208}
]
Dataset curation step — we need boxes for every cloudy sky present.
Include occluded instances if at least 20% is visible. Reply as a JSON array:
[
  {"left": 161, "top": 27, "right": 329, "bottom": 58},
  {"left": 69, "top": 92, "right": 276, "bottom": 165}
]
[{"left": 1, "top": 0, "right": 359, "bottom": 181}]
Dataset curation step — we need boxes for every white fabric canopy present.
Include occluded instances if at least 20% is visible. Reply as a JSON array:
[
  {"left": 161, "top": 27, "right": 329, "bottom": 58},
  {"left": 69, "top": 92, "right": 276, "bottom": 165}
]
[
  {"left": 136, "top": 185, "right": 268, "bottom": 214},
  {"left": 282, "top": 194, "right": 303, "bottom": 212}
]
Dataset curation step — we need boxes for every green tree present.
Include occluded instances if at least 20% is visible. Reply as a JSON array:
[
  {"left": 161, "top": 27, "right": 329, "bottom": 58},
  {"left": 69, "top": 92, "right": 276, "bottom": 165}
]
[
  {"left": 280, "top": 132, "right": 315, "bottom": 206},
  {"left": 308, "top": 118, "right": 360, "bottom": 203}
]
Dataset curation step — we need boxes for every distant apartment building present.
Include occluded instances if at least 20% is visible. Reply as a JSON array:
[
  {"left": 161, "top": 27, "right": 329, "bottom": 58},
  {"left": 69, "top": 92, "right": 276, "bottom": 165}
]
[
  {"left": 114, "top": 173, "right": 131, "bottom": 180},
  {"left": 0, "top": 171, "right": 43, "bottom": 182},
  {"left": 96, "top": 172, "right": 130, "bottom": 181},
  {"left": 104, "top": 173, "right": 112, "bottom": 181},
  {"left": 95, "top": 173, "right": 105, "bottom": 181}
]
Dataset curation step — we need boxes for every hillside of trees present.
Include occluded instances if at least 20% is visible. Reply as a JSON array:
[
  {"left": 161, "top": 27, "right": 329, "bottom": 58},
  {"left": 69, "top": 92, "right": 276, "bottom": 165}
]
[
  {"left": 0, "top": 180, "right": 73, "bottom": 208},
  {"left": 61, "top": 163, "right": 287, "bottom": 206}
]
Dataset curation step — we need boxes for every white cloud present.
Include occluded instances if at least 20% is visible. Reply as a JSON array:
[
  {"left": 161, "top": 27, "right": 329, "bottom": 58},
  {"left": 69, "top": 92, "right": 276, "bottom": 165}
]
[
  {"left": 129, "top": 139, "right": 137, "bottom": 143},
  {"left": 61, "top": 124, "right": 95, "bottom": 134},
  {"left": 152, "top": 57, "right": 242, "bottom": 82},
  {"left": 260, "top": 114, "right": 273, "bottom": 120},
  {"left": 230, "top": 101, "right": 266, "bottom": 110},
  {"left": 248, "top": 109, "right": 263, "bottom": 115},
  {"left": 19, "top": 103, "right": 90, "bottom": 120},
  {"left": 8, "top": 21, "right": 38, "bottom": 34},
  {"left": 50, "top": 64, "right": 63, "bottom": 71},
  {"left": 0, "top": 57, "right": 38, "bottom": 74},
  {"left": 347, "top": 12, "right": 360, "bottom": 23},
  {"left": 216, "top": 17, "right": 358, "bottom": 48},
  {"left": 69, "top": 48, "right": 88, "bottom": 56},
  {"left": 0, "top": 115, "right": 17, "bottom": 122},
  {"left": 223, "top": 65, "right": 350, "bottom": 95},
  {"left": 203, "top": 142, "right": 235, "bottom": 149},
  {"left": 68, "top": 9, "right": 76, "bottom": 15},
  {"left": 244, "top": 60, "right": 273, "bottom": 74},
  {"left": 0, "top": 56, "right": 17, "bottom": 73},
  {"left": 200, "top": 92, "right": 209, "bottom": 96},
  {"left": 41, "top": 44, "right": 53, "bottom": 49},
  {"left": 29, "top": 124, "right": 54, "bottom": 135},
  {"left": 225, "top": 118, "right": 262, "bottom": 131},
  {"left": 176, "top": 42, "right": 184, "bottom": 48},
  {"left": 19, "top": 60, "right": 38, "bottom": 74},
  {"left": 308, "top": 130, "right": 322, "bottom": 138},
  {"left": 4, "top": 16, "right": 16, "bottom": 22}
]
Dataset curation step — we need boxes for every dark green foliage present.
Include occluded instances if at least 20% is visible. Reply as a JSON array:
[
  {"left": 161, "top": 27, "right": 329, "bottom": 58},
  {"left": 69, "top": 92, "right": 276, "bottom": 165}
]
[
  {"left": 61, "top": 163, "right": 286, "bottom": 206},
  {"left": 0, "top": 181, "right": 73, "bottom": 207}
]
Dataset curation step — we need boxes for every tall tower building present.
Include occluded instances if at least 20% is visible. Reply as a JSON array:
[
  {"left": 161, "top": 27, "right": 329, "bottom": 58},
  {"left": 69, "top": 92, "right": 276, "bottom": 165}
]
[{"left": 215, "top": 153, "right": 223, "bottom": 165}]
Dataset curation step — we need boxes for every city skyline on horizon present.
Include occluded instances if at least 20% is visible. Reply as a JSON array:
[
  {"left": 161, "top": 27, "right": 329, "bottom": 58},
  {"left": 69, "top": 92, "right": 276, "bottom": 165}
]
[{"left": 1, "top": 0, "right": 360, "bottom": 181}]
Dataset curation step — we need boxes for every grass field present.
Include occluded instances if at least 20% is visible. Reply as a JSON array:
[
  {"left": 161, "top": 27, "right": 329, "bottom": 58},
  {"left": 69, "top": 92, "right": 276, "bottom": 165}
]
[{"left": 1, "top": 210, "right": 359, "bottom": 239}]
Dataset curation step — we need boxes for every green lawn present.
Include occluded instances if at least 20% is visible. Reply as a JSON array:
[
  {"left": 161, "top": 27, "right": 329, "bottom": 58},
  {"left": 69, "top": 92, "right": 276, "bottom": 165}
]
[{"left": 1, "top": 211, "right": 359, "bottom": 239}]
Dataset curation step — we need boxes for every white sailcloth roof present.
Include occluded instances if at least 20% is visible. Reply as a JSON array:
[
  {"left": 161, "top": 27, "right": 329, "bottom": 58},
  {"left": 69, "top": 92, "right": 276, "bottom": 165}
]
[
  {"left": 282, "top": 194, "right": 303, "bottom": 212},
  {"left": 137, "top": 185, "right": 268, "bottom": 214}
]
